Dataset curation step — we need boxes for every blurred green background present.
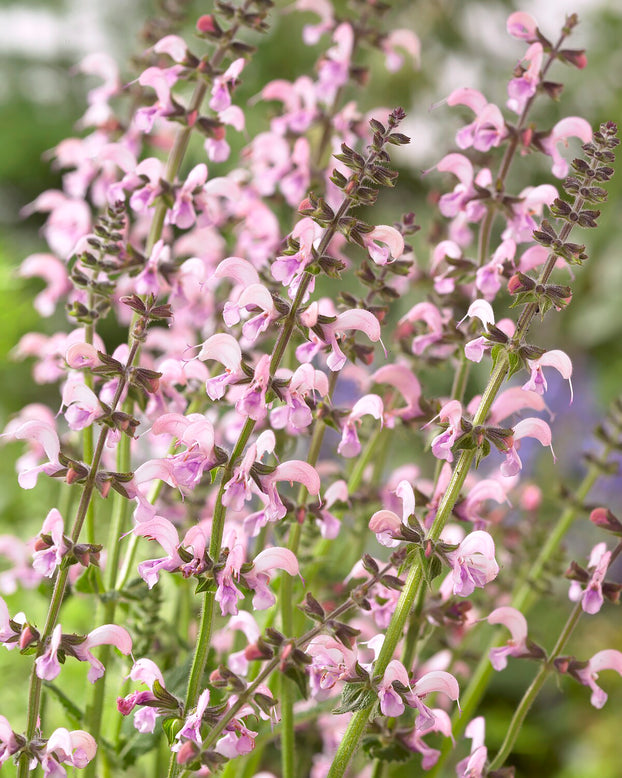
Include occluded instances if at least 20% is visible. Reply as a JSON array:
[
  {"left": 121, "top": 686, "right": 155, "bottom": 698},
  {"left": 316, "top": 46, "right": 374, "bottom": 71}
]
[{"left": 0, "top": 0, "right": 621, "bottom": 775}]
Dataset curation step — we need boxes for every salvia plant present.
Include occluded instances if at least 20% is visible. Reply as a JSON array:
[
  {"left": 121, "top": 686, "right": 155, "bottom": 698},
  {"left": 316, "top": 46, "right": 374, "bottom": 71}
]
[{"left": 1, "top": 1, "right": 621, "bottom": 777}]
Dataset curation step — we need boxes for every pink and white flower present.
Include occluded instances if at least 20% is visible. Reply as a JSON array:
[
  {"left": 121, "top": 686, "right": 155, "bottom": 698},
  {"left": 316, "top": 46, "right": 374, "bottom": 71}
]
[{"left": 486, "top": 606, "right": 530, "bottom": 670}]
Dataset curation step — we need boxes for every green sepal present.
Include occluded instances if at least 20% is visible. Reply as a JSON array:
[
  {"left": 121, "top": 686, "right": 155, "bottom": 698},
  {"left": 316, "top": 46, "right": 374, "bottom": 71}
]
[
  {"left": 162, "top": 716, "right": 184, "bottom": 745},
  {"left": 506, "top": 351, "right": 523, "bottom": 378},
  {"left": 283, "top": 663, "right": 309, "bottom": 699},
  {"left": 333, "top": 683, "right": 376, "bottom": 715},
  {"left": 362, "top": 735, "right": 412, "bottom": 762},
  {"left": 74, "top": 565, "right": 103, "bottom": 595}
]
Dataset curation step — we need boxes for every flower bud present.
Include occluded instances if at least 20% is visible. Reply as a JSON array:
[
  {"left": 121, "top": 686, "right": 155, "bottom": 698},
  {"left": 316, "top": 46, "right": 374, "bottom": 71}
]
[{"left": 590, "top": 507, "right": 622, "bottom": 535}]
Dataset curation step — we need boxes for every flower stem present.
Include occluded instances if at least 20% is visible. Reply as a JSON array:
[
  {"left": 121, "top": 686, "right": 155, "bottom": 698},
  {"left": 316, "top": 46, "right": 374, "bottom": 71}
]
[
  {"left": 84, "top": 409, "right": 133, "bottom": 778},
  {"left": 17, "top": 338, "right": 141, "bottom": 778},
  {"left": 279, "top": 378, "right": 334, "bottom": 778},
  {"left": 426, "top": 447, "right": 609, "bottom": 778},
  {"left": 487, "top": 601, "right": 583, "bottom": 772}
]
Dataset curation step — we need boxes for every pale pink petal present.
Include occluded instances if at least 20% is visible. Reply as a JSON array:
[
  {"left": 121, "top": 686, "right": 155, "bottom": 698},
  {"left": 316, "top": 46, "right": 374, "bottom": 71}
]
[
  {"left": 487, "top": 606, "right": 528, "bottom": 643},
  {"left": 412, "top": 670, "right": 459, "bottom": 701},
  {"left": 447, "top": 87, "right": 487, "bottom": 113},
  {"left": 153, "top": 34, "right": 187, "bottom": 62},
  {"left": 198, "top": 333, "right": 243, "bottom": 371},
  {"left": 252, "top": 547, "right": 299, "bottom": 576},
  {"left": 507, "top": 11, "right": 537, "bottom": 39},
  {"left": 513, "top": 417, "right": 552, "bottom": 448},
  {"left": 271, "top": 460, "right": 321, "bottom": 495}
]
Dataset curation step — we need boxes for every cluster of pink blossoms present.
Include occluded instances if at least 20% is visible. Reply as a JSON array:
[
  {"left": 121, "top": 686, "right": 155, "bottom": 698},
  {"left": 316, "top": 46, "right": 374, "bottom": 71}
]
[{"left": 1, "top": 3, "right": 620, "bottom": 777}]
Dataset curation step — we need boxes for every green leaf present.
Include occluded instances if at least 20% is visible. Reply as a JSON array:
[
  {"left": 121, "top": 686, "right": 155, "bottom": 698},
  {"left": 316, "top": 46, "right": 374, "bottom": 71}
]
[
  {"left": 507, "top": 351, "right": 523, "bottom": 379},
  {"left": 162, "top": 716, "right": 184, "bottom": 745},
  {"left": 74, "top": 565, "right": 103, "bottom": 595},
  {"left": 45, "top": 682, "right": 84, "bottom": 725},
  {"left": 362, "top": 735, "right": 412, "bottom": 762},
  {"left": 283, "top": 664, "right": 309, "bottom": 699},
  {"left": 333, "top": 683, "right": 376, "bottom": 714}
]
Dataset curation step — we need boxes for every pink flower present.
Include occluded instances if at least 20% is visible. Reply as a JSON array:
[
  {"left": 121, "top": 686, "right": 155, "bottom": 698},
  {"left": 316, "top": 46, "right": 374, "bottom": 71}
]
[
  {"left": 507, "top": 43, "right": 544, "bottom": 115},
  {"left": 499, "top": 417, "right": 555, "bottom": 477},
  {"left": 135, "top": 239, "right": 171, "bottom": 297},
  {"left": 21, "top": 191, "right": 91, "bottom": 259},
  {"left": 118, "top": 658, "right": 167, "bottom": 733},
  {"left": 398, "top": 301, "right": 449, "bottom": 357},
  {"left": 488, "top": 387, "right": 545, "bottom": 426},
  {"left": 42, "top": 728, "right": 97, "bottom": 773},
  {"left": 379, "top": 659, "right": 411, "bottom": 717},
  {"left": 210, "top": 59, "right": 245, "bottom": 112},
  {"left": 316, "top": 479, "right": 347, "bottom": 539},
  {"left": 33, "top": 509, "right": 68, "bottom": 577},
  {"left": 272, "top": 217, "right": 322, "bottom": 288},
  {"left": 18, "top": 253, "right": 71, "bottom": 317},
  {"left": 244, "top": 547, "right": 300, "bottom": 610},
  {"left": 371, "top": 363, "right": 423, "bottom": 423},
  {"left": 506, "top": 12, "right": 538, "bottom": 40},
  {"left": 458, "top": 478, "right": 510, "bottom": 528},
  {"left": 134, "top": 65, "right": 183, "bottom": 132},
  {"left": 0, "top": 595, "right": 21, "bottom": 647},
  {"left": 176, "top": 688, "right": 211, "bottom": 746},
  {"left": 198, "top": 333, "right": 244, "bottom": 400},
  {"left": 430, "top": 400, "right": 463, "bottom": 463},
  {"left": 0, "top": 715, "right": 20, "bottom": 765},
  {"left": 271, "top": 364, "right": 329, "bottom": 431},
  {"left": 11, "top": 420, "right": 62, "bottom": 489},
  {"left": 149, "top": 413, "right": 219, "bottom": 491},
  {"left": 369, "top": 509, "right": 404, "bottom": 548},
  {"left": 261, "top": 460, "right": 321, "bottom": 522},
  {"left": 447, "top": 88, "right": 506, "bottom": 152},
  {"left": 486, "top": 606, "right": 529, "bottom": 670},
  {"left": 307, "top": 635, "right": 356, "bottom": 700},
  {"left": 134, "top": 516, "right": 184, "bottom": 588},
  {"left": 76, "top": 52, "right": 120, "bottom": 127},
  {"left": 236, "top": 354, "right": 272, "bottom": 421},
  {"left": 152, "top": 34, "right": 188, "bottom": 63},
  {"left": 568, "top": 543, "right": 611, "bottom": 615},
  {"left": 168, "top": 163, "right": 208, "bottom": 229},
  {"left": 407, "top": 670, "right": 460, "bottom": 730},
  {"left": 61, "top": 378, "right": 103, "bottom": 431},
  {"left": 475, "top": 239, "right": 516, "bottom": 300},
  {"left": 36, "top": 624, "right": 63, "bottom": 681},
  {"left": 363, "top": 225, "right": 405, "bottom": 265},
  {"left": 522, "top": 349, "right": 573, "bottom": 403},
  {"left": 456, "top": 716, "right": 487, "bottom": 778},
  {"left": 575, "top": 649, "right": 622, "bottom": 709},
  {"left": 338, "top": 394, "right": 384, "bottom": 458},
  {"left": 317, "top": 23, "right": 353, "bottom": 105},
  {"left": 215, "top": 533, "right": 246, "bottom": 616},
  {"left": 433, "top": 154, "right": 489, "bottom": 223},
  {"left": 215, "top": 721, "right": 257, "bottom": 758},
  {"left": 73, "top": 624, "right": 133, "bottom": 682},
  {"left": 292, "top": 0, "right": 334, "bottom": 45},
  {"left": 540, "top": 117, "right": 592, "bottom": 178},
  {"left": 447, "top": 530, "right": 499, "bottom": 597},
  {"left": 261, "top": 76, "right": 317, "bottom": 134},
  {"left": 502, "top": 184, "right": 558, "bottom": 243},
  {"left": 300, "top": 305, "right": 382, "bottom": 371},
  {"left": 381, "top": 29, "right": 421, "bottom": 72}
]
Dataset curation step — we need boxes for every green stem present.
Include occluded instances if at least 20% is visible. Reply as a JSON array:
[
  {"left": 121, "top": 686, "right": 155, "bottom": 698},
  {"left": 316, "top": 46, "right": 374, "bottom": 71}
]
[
  {"left": 17, "top": 339, "right": 141, "bottom": 778},
  {"left": 327, "top": 564, "right": 424, "bottom": 778},
  {"left": 427, "top": 451, "right": 608, "bottom": 778},
  {"left": 279, "top": 523, "right": 301, "bottom": 778},
  {"left": 400, "top": 569, "right": 428, "bottom": 672},
  {"left": 278, "top": 373, "right": 336, "bottom": 778},
  {"left": 84, "top": 412, "right": 132, "bottom": 777},
  {"left": 487, "top": 602, "right": 583, "bottom": 772},
  {"left": 170, "top": 126, "right": 393, "bottom": 774}
]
